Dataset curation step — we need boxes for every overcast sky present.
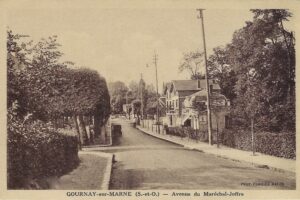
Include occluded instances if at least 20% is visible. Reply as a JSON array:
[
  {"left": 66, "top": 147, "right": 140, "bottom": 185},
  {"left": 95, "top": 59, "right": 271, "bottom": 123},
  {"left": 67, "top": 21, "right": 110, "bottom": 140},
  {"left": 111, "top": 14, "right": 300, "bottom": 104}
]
[{"left": 5, "top": 2, "right": 295, "bottom": 91}]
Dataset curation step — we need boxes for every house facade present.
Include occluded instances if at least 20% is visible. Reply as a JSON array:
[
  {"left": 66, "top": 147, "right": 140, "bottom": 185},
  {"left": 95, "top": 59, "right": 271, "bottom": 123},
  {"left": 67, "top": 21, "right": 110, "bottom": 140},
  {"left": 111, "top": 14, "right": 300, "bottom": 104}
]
[
  {"left": 162, "top": 79, "right": 221, "bottom": 127},
  {"left": 182, "top": 90, "right": 230, "bottom": 132}
]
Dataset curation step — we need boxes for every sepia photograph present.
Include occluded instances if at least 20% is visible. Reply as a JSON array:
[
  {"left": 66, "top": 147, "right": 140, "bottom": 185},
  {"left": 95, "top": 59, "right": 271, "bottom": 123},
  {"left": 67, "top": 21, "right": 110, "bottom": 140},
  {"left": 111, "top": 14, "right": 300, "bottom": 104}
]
[{"left": 1, "top": 0, "right": 299, "bottom": 199}]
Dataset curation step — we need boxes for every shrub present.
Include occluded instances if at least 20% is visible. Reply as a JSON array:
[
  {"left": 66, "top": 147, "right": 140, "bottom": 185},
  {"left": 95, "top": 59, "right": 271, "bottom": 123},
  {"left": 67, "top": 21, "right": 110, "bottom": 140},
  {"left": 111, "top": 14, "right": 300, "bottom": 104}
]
[
  {"left": 221, "top": 128, "right": 295, "bottom": 159},
  {"left": 7, "top": 110, "right": 79, "bottom": 189},
  {"left": 167, "top": 127, "right": 185, "bottom": 138},
  {"left": 165, "top": 126, "right": 207, "bottom": 141}
]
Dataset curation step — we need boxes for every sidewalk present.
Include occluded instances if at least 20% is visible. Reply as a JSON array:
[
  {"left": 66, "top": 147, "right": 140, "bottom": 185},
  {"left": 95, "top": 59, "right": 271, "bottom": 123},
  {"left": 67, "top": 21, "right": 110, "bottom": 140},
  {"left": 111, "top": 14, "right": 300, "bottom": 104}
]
[
  {"left": 137, "top": 126, "right": 296, "bottom": 173},
  {"left": 50, "top": 151, "right": 113, "bottom": 190}
]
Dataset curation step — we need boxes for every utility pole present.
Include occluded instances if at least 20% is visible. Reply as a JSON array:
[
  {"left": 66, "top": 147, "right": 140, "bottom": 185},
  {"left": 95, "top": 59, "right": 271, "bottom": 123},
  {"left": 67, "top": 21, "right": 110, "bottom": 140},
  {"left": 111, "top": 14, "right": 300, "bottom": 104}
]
[
  {"left": 153, "top": 52, "right": 160, "bottom": 133},
  {"left": 140, "top": 73, "right": 144, "bottom": 127},
  {"left": 197, "top": 9, "right": 213, "bottom": 145},
  {"left": 126, "top": 90, "right": 131, "bottom": 119}
]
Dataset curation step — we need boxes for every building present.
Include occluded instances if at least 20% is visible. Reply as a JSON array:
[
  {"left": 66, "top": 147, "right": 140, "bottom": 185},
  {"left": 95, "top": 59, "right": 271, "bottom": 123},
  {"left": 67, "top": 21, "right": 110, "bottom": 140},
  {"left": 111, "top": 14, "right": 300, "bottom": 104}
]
[
  {"left": 162, "top": 79, "right": 221, "bottom": 127},
  {"left": 182, "top": 90, "right": 230, "bottom": 132}
]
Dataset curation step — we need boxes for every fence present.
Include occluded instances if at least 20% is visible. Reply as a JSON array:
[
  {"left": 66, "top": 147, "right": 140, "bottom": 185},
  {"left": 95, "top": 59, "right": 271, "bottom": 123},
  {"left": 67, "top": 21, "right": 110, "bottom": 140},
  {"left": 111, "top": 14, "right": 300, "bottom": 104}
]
[
  {"left": 141, "top": 119, "right": 211, "bottom": 143},
  {"left": 140, "top": 119, "right": 165, "bottom": 134}
]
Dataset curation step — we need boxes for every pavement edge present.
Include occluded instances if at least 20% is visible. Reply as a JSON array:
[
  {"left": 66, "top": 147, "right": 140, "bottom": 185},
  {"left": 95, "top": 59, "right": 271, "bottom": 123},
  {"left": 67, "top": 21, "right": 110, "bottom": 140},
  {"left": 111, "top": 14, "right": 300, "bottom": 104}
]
[{"left": 137, "top": 126, "right": 184, "bottom": 147}]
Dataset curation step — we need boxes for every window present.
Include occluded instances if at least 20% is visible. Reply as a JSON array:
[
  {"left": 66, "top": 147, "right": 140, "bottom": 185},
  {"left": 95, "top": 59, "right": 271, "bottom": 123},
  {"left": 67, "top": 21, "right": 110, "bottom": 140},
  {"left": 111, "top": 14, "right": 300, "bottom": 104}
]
[{"left": 199, "top": 115, "right": 207, "bottom": 122}]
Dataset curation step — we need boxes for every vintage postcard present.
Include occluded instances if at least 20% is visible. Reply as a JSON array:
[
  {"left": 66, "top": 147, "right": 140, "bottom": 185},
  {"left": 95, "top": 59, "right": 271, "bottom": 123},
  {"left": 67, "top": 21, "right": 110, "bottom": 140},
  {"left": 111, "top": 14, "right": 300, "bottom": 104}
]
[{"left": 0, "top": 0, "right": 299, "bottom": 199}]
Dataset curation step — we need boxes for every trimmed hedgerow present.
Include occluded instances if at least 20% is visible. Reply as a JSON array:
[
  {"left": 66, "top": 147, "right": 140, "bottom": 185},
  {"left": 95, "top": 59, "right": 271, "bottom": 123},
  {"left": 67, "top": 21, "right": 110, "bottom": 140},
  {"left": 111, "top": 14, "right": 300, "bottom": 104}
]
[
  {"left": 165, "top": 126, "right": 207, "bottom": 141},
  {"left": 166, "top": 127, "right": 186, "bottom": 138},
  {"left": 7, "top": 110, "right": 79, "bottom": 189},
  {"left": 221, "top": 128, "right": 295, "bottom": 159}
]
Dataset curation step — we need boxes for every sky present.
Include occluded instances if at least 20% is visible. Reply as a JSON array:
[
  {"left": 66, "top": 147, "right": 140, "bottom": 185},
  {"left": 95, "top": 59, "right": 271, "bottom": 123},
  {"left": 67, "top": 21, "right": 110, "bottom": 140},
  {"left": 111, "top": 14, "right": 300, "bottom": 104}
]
[{"left": 5, "top": 1, "right": 295, "bottom": 92}]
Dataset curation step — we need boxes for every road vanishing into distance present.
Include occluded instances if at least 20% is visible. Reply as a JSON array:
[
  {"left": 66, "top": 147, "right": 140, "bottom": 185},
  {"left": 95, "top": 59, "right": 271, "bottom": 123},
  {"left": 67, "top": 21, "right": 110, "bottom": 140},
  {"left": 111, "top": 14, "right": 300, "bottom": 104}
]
[{"left": 94, "top": 118, "right": 295, "bottom": 190}]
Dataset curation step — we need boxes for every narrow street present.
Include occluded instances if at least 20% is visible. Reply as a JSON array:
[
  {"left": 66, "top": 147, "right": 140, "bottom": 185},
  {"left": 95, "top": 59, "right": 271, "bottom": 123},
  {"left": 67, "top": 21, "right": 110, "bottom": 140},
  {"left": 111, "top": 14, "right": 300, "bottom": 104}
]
[{"left": 94, "top": 119, "right": 295, "bottom": 190}]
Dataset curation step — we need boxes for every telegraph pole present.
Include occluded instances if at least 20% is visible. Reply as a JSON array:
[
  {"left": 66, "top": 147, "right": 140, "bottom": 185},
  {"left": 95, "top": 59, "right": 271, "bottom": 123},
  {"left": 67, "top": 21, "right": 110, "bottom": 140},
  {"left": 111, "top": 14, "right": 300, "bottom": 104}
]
[
  {"left": 197, "top": 9, "right": 213, "bottom": 145},
  {"left": 126, "top": 91, "right": 129, "bottom": 119},
  {"left": 153, "top": 52, "right": 160, "bottom": 133},
  {"left": 140, "top": 73, "right": 144, "bottom": 126}
]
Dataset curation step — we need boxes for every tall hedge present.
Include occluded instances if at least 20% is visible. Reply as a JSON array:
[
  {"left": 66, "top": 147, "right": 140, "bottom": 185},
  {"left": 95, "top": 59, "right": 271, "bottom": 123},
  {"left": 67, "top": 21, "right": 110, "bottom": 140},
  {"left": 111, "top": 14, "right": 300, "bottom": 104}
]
[
  {"left": 7, "top": 109, "right": 79, "bottom": 189},
  {"left": 222, "top": 128, "right": 295, "bottom": 159},
  {"left": 7, "top": 30, "right": 111, "bottom": 147}
]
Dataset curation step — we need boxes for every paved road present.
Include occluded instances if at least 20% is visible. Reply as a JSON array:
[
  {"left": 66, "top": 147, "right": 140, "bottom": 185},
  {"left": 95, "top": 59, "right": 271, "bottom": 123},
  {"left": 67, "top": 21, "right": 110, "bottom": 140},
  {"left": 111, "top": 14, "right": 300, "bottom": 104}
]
[{"left": 98, "top": 119, "right": 295, "bottom": 190}]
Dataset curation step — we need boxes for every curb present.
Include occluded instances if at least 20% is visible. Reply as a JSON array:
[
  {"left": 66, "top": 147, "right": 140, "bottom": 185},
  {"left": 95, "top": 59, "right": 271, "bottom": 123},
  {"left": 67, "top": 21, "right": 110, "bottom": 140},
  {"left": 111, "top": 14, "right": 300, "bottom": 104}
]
[
  {"left": 83, "top": 144, "right": 112, "bottom": 148},
  {"left": 137, "top": 126, "right": 184, "bottom": 147},
  {"left": 137, "top": 126, "right": 295, "bottom": 174},
  {"left": 198, "top": 150, "right": 294, "bottom": 174},
  {"left": 79, "top": 151, "right": 114, "bottom": 190}
]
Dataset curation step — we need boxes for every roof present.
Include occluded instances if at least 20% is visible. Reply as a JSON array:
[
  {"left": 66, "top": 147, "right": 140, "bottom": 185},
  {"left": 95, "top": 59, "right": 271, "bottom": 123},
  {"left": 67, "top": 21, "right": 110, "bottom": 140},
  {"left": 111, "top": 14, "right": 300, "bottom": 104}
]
[
  {"left": 189, "top": 91, "right": 227, "bottom": 100},
  {"left": 173, "top": 80, "right": 202, "bottom": 91},
  {"left": 183, "top": 91, "right": 229, "bottom": 108},
  {"left": 163, "top": 79, "right": 220, "bottom": 94}
]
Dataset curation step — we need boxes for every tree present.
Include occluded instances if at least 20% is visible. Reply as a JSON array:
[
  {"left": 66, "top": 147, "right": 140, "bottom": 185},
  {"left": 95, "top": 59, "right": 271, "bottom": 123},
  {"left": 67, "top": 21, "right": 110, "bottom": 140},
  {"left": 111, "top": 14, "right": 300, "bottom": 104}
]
[
  {"left": 131, "top": 99, "right": 141, "bottom": 123},
  {"left": 108, "top": 81, "right": 128, "bottom": 114},
  {"left": 145, "top": 97, "right": 165, "bottom": 118},
  {"left": 7, "top": 30, "right": 30, "bottom": 116},
  {"left": 143, "top": 84, "right": 157, "bottom": 117},
  {"left": 179, "top": 50, "right": 205, "bottom": 80},
  {"left": 63, "top": 68, "right": 110, "bottom": 145},
  {"left": 228, "top": 9, "right": 295, "bottom": 132},
  {"left": 7, "top": 31, "right": 66, "bottom": 121},
  {"left": 7, "top": 30, "right": 111, "bottom": 147},
  {"left": 128, "top": 81, "right": 139, "bottom": 100},
  {"left": 208, "top": 46, "right": 237, "bottom": 101}
]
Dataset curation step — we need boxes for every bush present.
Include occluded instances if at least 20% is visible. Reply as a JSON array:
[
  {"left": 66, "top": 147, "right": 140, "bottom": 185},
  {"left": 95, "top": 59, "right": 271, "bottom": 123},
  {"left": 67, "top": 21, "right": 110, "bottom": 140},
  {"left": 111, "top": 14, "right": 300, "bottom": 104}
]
[
  {"left": 222, "top": 128, "right": 295, "bottom": 159},
  {"left": 167, "top": 127, "right": 185, "bottom": 138},
  {"left": 7, "top": 110, "right": 79, "bottom": 189},
  {"left": 165, "top": 126, "right": 207, "bottom": 141}
]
